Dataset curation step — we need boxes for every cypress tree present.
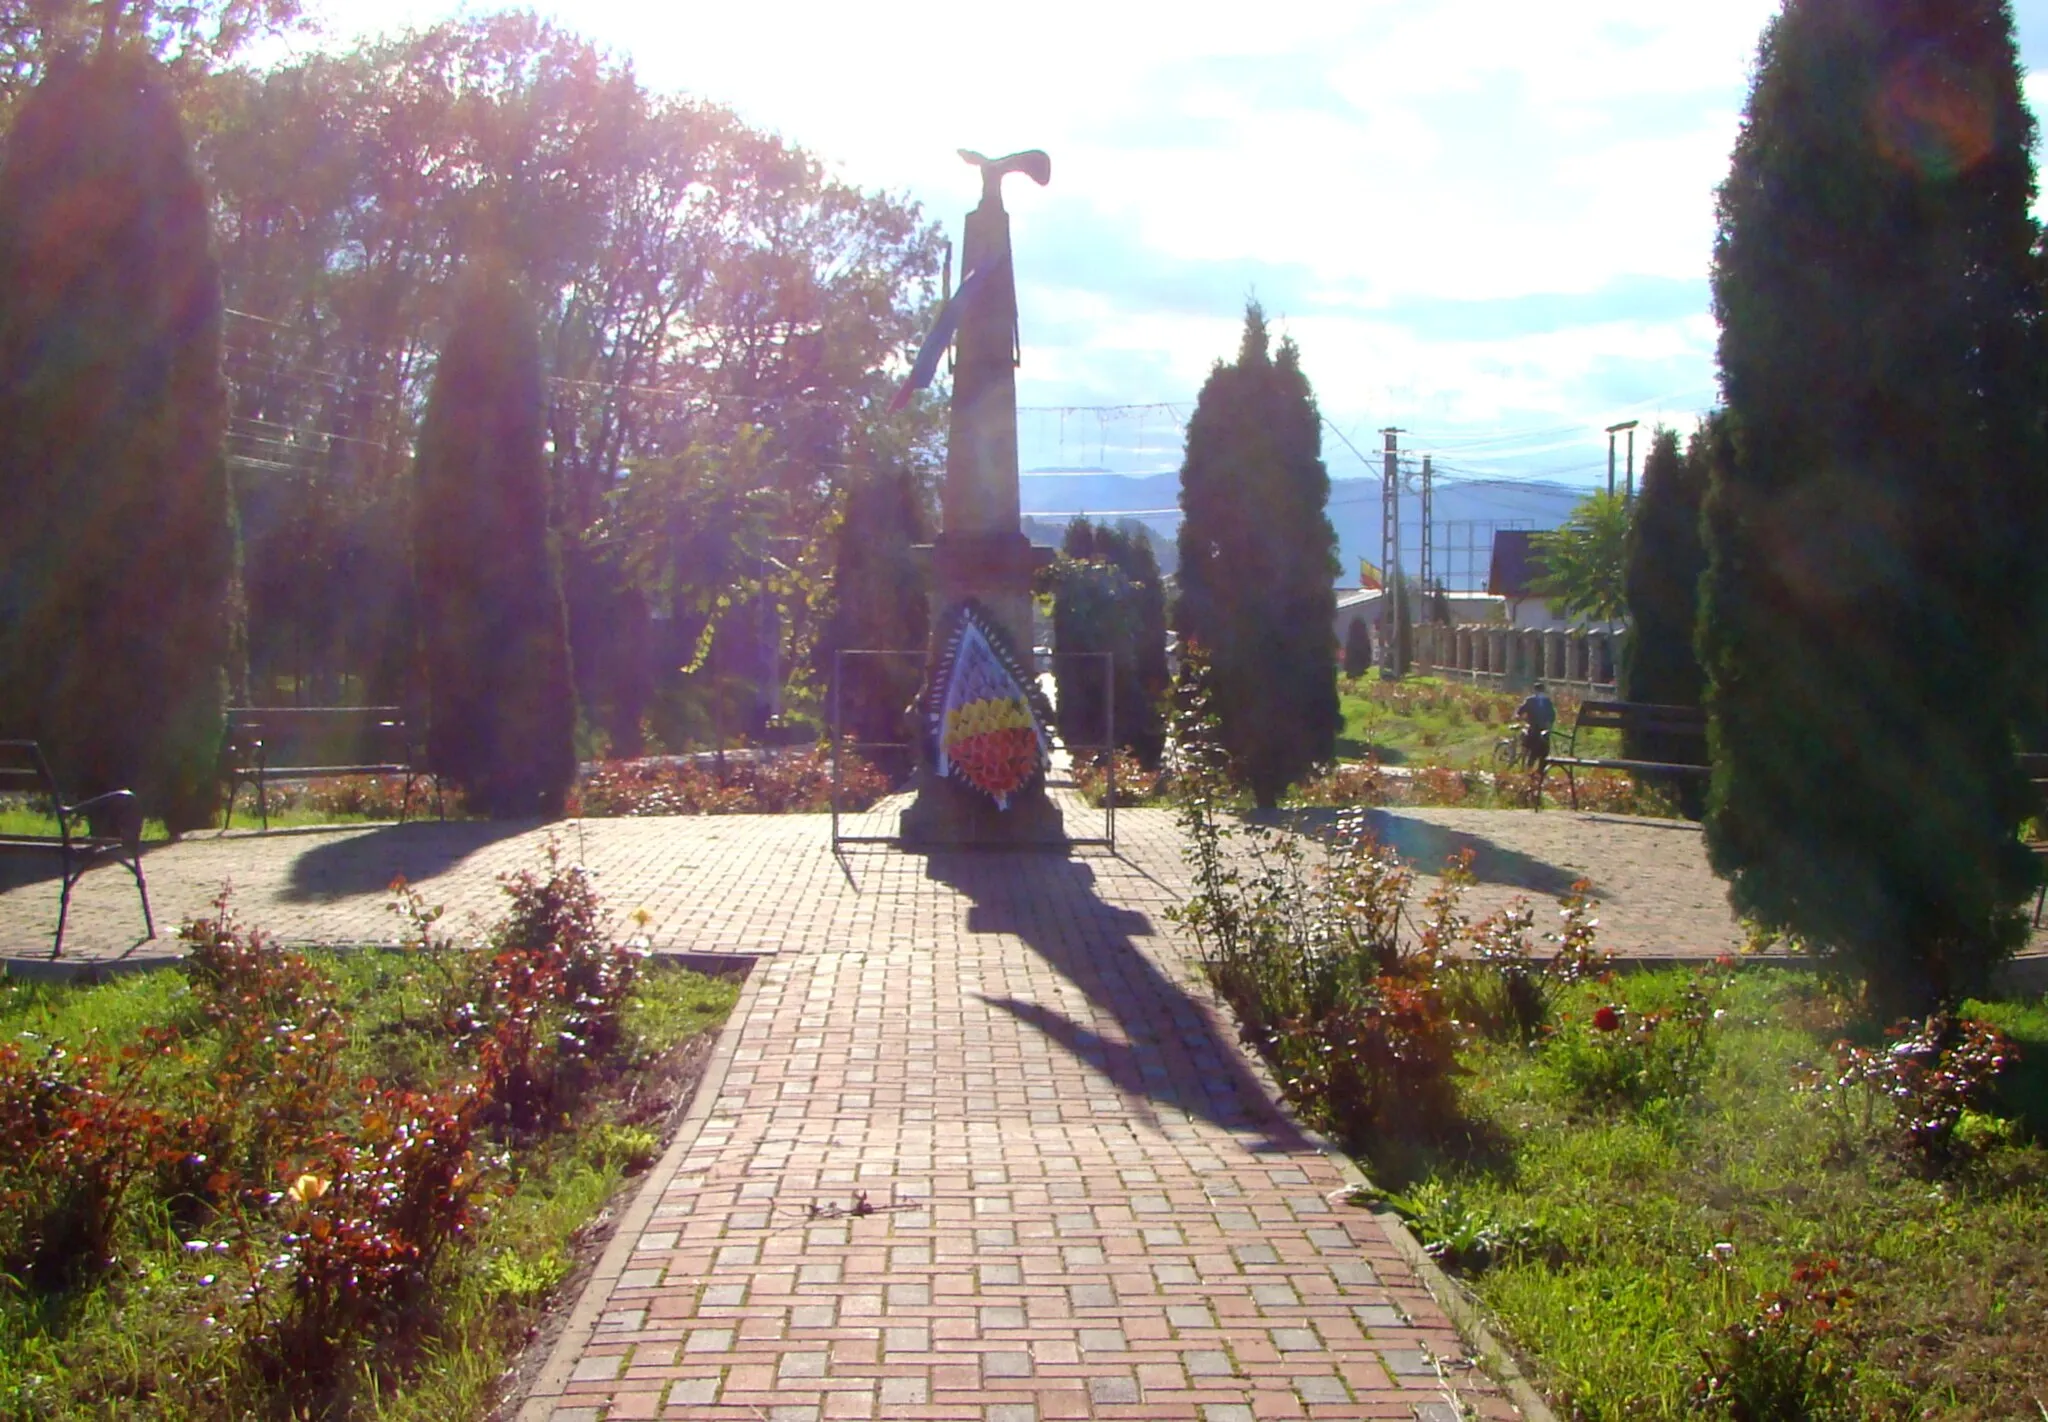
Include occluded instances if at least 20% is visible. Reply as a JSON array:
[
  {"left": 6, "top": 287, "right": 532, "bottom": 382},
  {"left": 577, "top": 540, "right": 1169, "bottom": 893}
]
[
  {"left": 413, "top": 270, "right": 577, "bottom": 819},
  {"left": 0, "top": 47, "right": 233, "bottom": 834},
  {"left": 818, "top": 464, "right": 928, "bottom": 776},
  {"left": 1702, "top": 0, "right": 2048, "bottom": 1009},
  {"left": 1050, "top": 518, "right": 1168, "bottom": 767},
  {"left": 1620, "top": 423, "right": 1712, "bottom": 816},
  {"left": 1176, "top": 303, "right": 1339, "bottom": 807},
  {"left": 1342, "top": 617, "right": 1372, "bottom": 679}
]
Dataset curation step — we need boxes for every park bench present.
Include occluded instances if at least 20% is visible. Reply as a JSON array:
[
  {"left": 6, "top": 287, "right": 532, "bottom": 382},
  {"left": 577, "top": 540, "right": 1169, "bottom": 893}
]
[
  {"left": 1541, "top": 700, "right": 1710, "bottom": 811},
  {"left": 2019, "top": 752, "right": 2048, "bottom": 926},
  {"left": 220, "top": 706, "right": 438, "bottom": 831},
  {"left": 0, "top": 740, "right": 154, "bottom": 956}
]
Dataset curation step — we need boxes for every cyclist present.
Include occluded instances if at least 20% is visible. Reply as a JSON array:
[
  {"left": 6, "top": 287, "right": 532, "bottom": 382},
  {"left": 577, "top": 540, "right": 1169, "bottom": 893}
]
[{"left": 1515, "top": 682, "right": 1556, "bottom": 767}]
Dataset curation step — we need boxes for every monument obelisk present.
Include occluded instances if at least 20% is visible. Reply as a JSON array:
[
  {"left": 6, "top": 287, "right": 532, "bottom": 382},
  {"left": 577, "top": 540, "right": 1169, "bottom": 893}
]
[{"left": 898, "top": 148, "right": 1065, "bottom": 846}]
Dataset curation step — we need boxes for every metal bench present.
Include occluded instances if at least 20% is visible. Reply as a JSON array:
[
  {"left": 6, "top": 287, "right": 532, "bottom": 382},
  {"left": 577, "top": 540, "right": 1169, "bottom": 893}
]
[
  {"left": 220, "top": 706, "right": 438, "bottom": 830},
  {"left": 2018, "top": 753, "right": 2048, "bottom": 926},
  {"left": 1542, "top": 700, "right": 1709, "bottom": 810},
  {"left": 0, "top": 740, "right": 154, "bottom": 956}
]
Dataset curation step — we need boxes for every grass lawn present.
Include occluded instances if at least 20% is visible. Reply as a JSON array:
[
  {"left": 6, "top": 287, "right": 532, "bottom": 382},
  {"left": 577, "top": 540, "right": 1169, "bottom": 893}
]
[
  {"left": 0, "top": 879, "right": 740, "bottom": 1419},
  {"left": 1373, "top": 968, "right": 2048, "bottom": 1419},
  {"left": 1337, "top": 672, "right": 1626, "bottom": 767}
]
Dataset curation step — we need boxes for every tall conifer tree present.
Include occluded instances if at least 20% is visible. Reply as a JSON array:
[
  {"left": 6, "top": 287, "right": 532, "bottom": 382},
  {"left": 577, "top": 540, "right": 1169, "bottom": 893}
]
[
  {"left": 1702, "top": 0, "right": 2047, "bottom": 1007},
  {"left": 0, "top": 47, "right": 233, "bottom": 833},
  {"left": 817, "top": 464, "right": 928, "bottom": 775},
  {"left": 1621, "top": 423, "right": 1712, "bottom": 815},
  {"left": 414, "top": 270, "right": 576, "bottom": 819},
  {"left": 1176, "top": 304, "right": 1339, "bottom": 806}
]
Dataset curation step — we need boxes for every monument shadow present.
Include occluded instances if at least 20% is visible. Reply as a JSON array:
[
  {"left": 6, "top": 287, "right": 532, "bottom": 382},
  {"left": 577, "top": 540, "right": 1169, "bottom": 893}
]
[{"left": 920, "top": 849, "right": 1311, "bottom": 1153}]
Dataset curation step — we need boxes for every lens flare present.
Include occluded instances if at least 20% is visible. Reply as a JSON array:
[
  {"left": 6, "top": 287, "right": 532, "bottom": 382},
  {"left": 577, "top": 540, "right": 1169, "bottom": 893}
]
[{"left": 1871, "top": 51, "right": 1995, "bottom": 180}]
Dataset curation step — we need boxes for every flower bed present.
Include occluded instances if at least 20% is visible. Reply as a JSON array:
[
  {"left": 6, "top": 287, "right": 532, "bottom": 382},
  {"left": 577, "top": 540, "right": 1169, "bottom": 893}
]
[
  {"left": 567, "top": 744, "right": 891, "bottom": 816},
  {"left": 0, "top": 848, "right": 737, "bottom": 1417}
]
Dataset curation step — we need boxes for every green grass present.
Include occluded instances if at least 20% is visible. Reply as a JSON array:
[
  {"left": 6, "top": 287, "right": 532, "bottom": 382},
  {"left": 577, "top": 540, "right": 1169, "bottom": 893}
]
[
  {"left": 1372, "top": 969, "right": 2048, "bottom": 1418},
  {"left": 0, "top": 805, "right": 174, "bottom": 841},
  {"left": 0, "top": 949, "right": 740, "bottom": 1419},
  {"left": 1336, "top": 672, "right": 1625, "bottom": 767}
]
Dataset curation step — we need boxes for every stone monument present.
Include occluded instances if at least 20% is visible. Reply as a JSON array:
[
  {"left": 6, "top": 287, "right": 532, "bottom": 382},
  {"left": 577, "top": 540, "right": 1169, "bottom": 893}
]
[{"left": 898, "top": 148, "right": 1066, "bottom": 847}]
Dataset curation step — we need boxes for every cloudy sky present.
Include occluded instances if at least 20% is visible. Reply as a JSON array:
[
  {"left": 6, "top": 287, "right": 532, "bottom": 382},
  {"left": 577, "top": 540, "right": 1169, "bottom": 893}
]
[{"left": 306, "top": 1, "right": 2048, "bottom": 489}]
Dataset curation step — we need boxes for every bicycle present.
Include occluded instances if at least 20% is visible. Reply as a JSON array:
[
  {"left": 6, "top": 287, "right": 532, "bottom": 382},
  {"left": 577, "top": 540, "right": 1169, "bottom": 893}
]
[{"left": 1492, "top": 723, "right": 1535, "bottom": 773}]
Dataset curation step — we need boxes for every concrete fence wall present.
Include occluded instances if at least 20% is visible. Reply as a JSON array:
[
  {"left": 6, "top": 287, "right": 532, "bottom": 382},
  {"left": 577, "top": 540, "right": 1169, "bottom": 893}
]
[{"left": 1412, "top": 623, "right": 1618, "bottom": 694}]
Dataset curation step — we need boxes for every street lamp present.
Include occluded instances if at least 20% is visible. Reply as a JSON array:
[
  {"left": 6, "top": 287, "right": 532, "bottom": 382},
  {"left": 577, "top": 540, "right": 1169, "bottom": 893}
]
[{"left": 1605, "top": 420, "right": 1640, "bottom": 500}]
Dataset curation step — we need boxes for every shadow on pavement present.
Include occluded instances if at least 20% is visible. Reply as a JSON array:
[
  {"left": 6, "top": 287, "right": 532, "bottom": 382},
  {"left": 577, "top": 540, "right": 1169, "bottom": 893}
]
[
  {"left": 1266, "top": 806, "right": 1588, "bottom": 898},
  {"left": 284, "top": 819, "right": 536, "bottom": 902},
  {"left": 922, "top": 851, "right": 1312, "bottom": 1153}
]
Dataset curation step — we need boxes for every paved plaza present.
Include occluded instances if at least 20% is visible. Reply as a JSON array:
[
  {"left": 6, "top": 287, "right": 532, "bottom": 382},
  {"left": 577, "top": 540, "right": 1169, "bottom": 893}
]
[
  {"left": 5, "top": 802, "right": 2043, "bottom": 1419},
  {"left": 1, "top": 801, "right": 1820, "bottom": 971}
]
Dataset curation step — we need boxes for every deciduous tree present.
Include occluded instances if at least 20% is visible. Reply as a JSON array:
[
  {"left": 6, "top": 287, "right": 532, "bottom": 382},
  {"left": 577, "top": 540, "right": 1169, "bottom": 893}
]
[
  {"left": 1175, "top": 303, "right": 1339, "bottom": 806},
  {"left": 1531, "top": 491, "right": 1629, "bottom": 623},
  {"left": 1702, "top": 0, "right": 2048, "bottom": 1009}
]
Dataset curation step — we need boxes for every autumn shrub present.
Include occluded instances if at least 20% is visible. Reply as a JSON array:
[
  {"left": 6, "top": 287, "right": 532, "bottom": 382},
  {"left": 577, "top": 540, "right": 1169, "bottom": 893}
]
[
  {"left": 253, "top": 1085, "right": 486, "bottom": 1394},
  {"left": 569, "top": 744, "right": 889, "bottom": 816},
  {"left": 1169, "top": 674, "right": 1585, "bottom": 1148},
  {"left": 1437, "top": 868, "right": 1608, "bottom": 1047},
  {"left": 1800, "top": 1014, "right": 2018, "bottom": 1166},
  {"left": 0, "top": 1040, "right": 169, "bottom": 1288},
  {"left": 1072, "top": 749, "right": 1171, "bottom": 807},
  {"left": 178, "top": 901, "right": 351, "bottom": 1185},
  {"left": 1687, "top": 1257, "right": 1857, "bottom": 1419}
]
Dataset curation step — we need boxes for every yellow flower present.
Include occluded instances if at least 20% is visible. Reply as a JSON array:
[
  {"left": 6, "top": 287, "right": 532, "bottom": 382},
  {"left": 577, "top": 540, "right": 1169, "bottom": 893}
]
[{"left": 287, "top": 1173, "right": 330, "bottom": 1204}]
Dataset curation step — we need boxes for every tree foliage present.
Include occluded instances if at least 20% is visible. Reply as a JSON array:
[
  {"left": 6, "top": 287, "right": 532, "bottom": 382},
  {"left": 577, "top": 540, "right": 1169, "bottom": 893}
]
[
  {"left": 190, "top": 14, "right": 944, "bottom": 728},
  {"left": 1046, "top": 518, "right": 1169, "bottom": 768},
  {"left": 1342, "top": 617, "right": 1372, "bottom": 679},
  {"left": 0, "top": 46, "right": 233, "bottom": 832},
  {"left": 1175, "top": 303, "right": 1339, "bottom": 807},
  {"left": 1531, "top": 491, "right": 1630, "bottom": 623},
  {"left": 815, "top": 461, "right": 930, "bottom": 775},
  {"left": 0, "top": 0, "right": 300, "bottom": 116},
  {"left": 413, "top": 270, "right": 576, "bottom": 819},
  {"left": 1702, "top": 0, "right": 2048, "bottom": 1009},
  {"left": 1621, "top": 423, "right": 1713, "bottom": 814}
]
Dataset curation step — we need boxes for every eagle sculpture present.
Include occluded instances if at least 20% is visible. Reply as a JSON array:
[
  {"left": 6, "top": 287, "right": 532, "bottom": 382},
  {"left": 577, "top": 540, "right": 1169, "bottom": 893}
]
[{"left": 958, "top": 148, "right": 1052, "bottom": 206}]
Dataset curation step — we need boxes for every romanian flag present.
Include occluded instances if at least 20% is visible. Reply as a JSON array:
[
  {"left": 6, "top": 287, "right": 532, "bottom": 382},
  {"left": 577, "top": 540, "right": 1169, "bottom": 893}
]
[{"left": 888, "top": 257, "right": 1005, "bottom": 412}]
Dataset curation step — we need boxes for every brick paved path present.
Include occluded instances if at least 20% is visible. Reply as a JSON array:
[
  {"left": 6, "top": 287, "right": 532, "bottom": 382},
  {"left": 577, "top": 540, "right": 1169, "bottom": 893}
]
[{"left": 519, "top": 841, "right": 1516, "bottom": 1422}]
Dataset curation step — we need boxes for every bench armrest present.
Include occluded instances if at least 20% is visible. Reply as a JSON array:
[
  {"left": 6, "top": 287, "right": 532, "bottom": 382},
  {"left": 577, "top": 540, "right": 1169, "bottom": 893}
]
[{"left": 61, "top": 787, "right": 144, "bottom": 847}]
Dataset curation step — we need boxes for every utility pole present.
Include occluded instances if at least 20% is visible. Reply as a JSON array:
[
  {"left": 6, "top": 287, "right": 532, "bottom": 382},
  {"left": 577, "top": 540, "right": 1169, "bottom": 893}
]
[
  {"left": 1381, "top": 428, "right": 1402, "bottom": 672},
  {"left": 1606, "top": 419, "right": 1639, "bottom": 501},
  {"left": 1419, "top": 454, "right": 1433, "bottom": 599}
]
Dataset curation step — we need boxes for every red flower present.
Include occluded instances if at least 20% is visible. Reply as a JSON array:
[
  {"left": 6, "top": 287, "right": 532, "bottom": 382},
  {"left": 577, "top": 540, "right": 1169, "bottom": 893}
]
[{"left": 1592, "top": 1005, "right": 1621, "bottom": 1032}]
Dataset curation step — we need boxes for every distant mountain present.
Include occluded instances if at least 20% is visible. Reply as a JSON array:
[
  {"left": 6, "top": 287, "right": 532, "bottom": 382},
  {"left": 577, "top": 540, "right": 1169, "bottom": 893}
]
[{"left": 1019, "top": 470, "right": 1589, "bottom": 589}]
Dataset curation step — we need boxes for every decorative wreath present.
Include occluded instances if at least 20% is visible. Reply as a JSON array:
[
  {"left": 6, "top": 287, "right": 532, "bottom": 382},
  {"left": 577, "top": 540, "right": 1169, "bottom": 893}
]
[{"left": 925, "top": 600, "right": 1051, "bottom": 810}]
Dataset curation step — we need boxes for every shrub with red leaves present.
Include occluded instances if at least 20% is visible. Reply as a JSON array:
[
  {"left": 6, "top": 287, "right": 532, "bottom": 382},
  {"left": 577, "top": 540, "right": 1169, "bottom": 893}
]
[
  {"left": 567, "top": 744, "right": 889, "bottom": 816},
  {"left": 255, "top": 1085, "right": 486, "bottom": 1390},
  {"left": 0, "top": 1039, "right": 172, "bottom": 1287},
  {"left": 1812, "top": 1015, "right": 2017, "bottom": 1164}
]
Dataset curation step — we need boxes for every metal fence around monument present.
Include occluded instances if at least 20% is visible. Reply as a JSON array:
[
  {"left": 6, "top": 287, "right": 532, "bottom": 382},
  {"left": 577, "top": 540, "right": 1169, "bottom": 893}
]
[{"left": 829, "top": 649, "right": 1118, "bottom": 852}]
